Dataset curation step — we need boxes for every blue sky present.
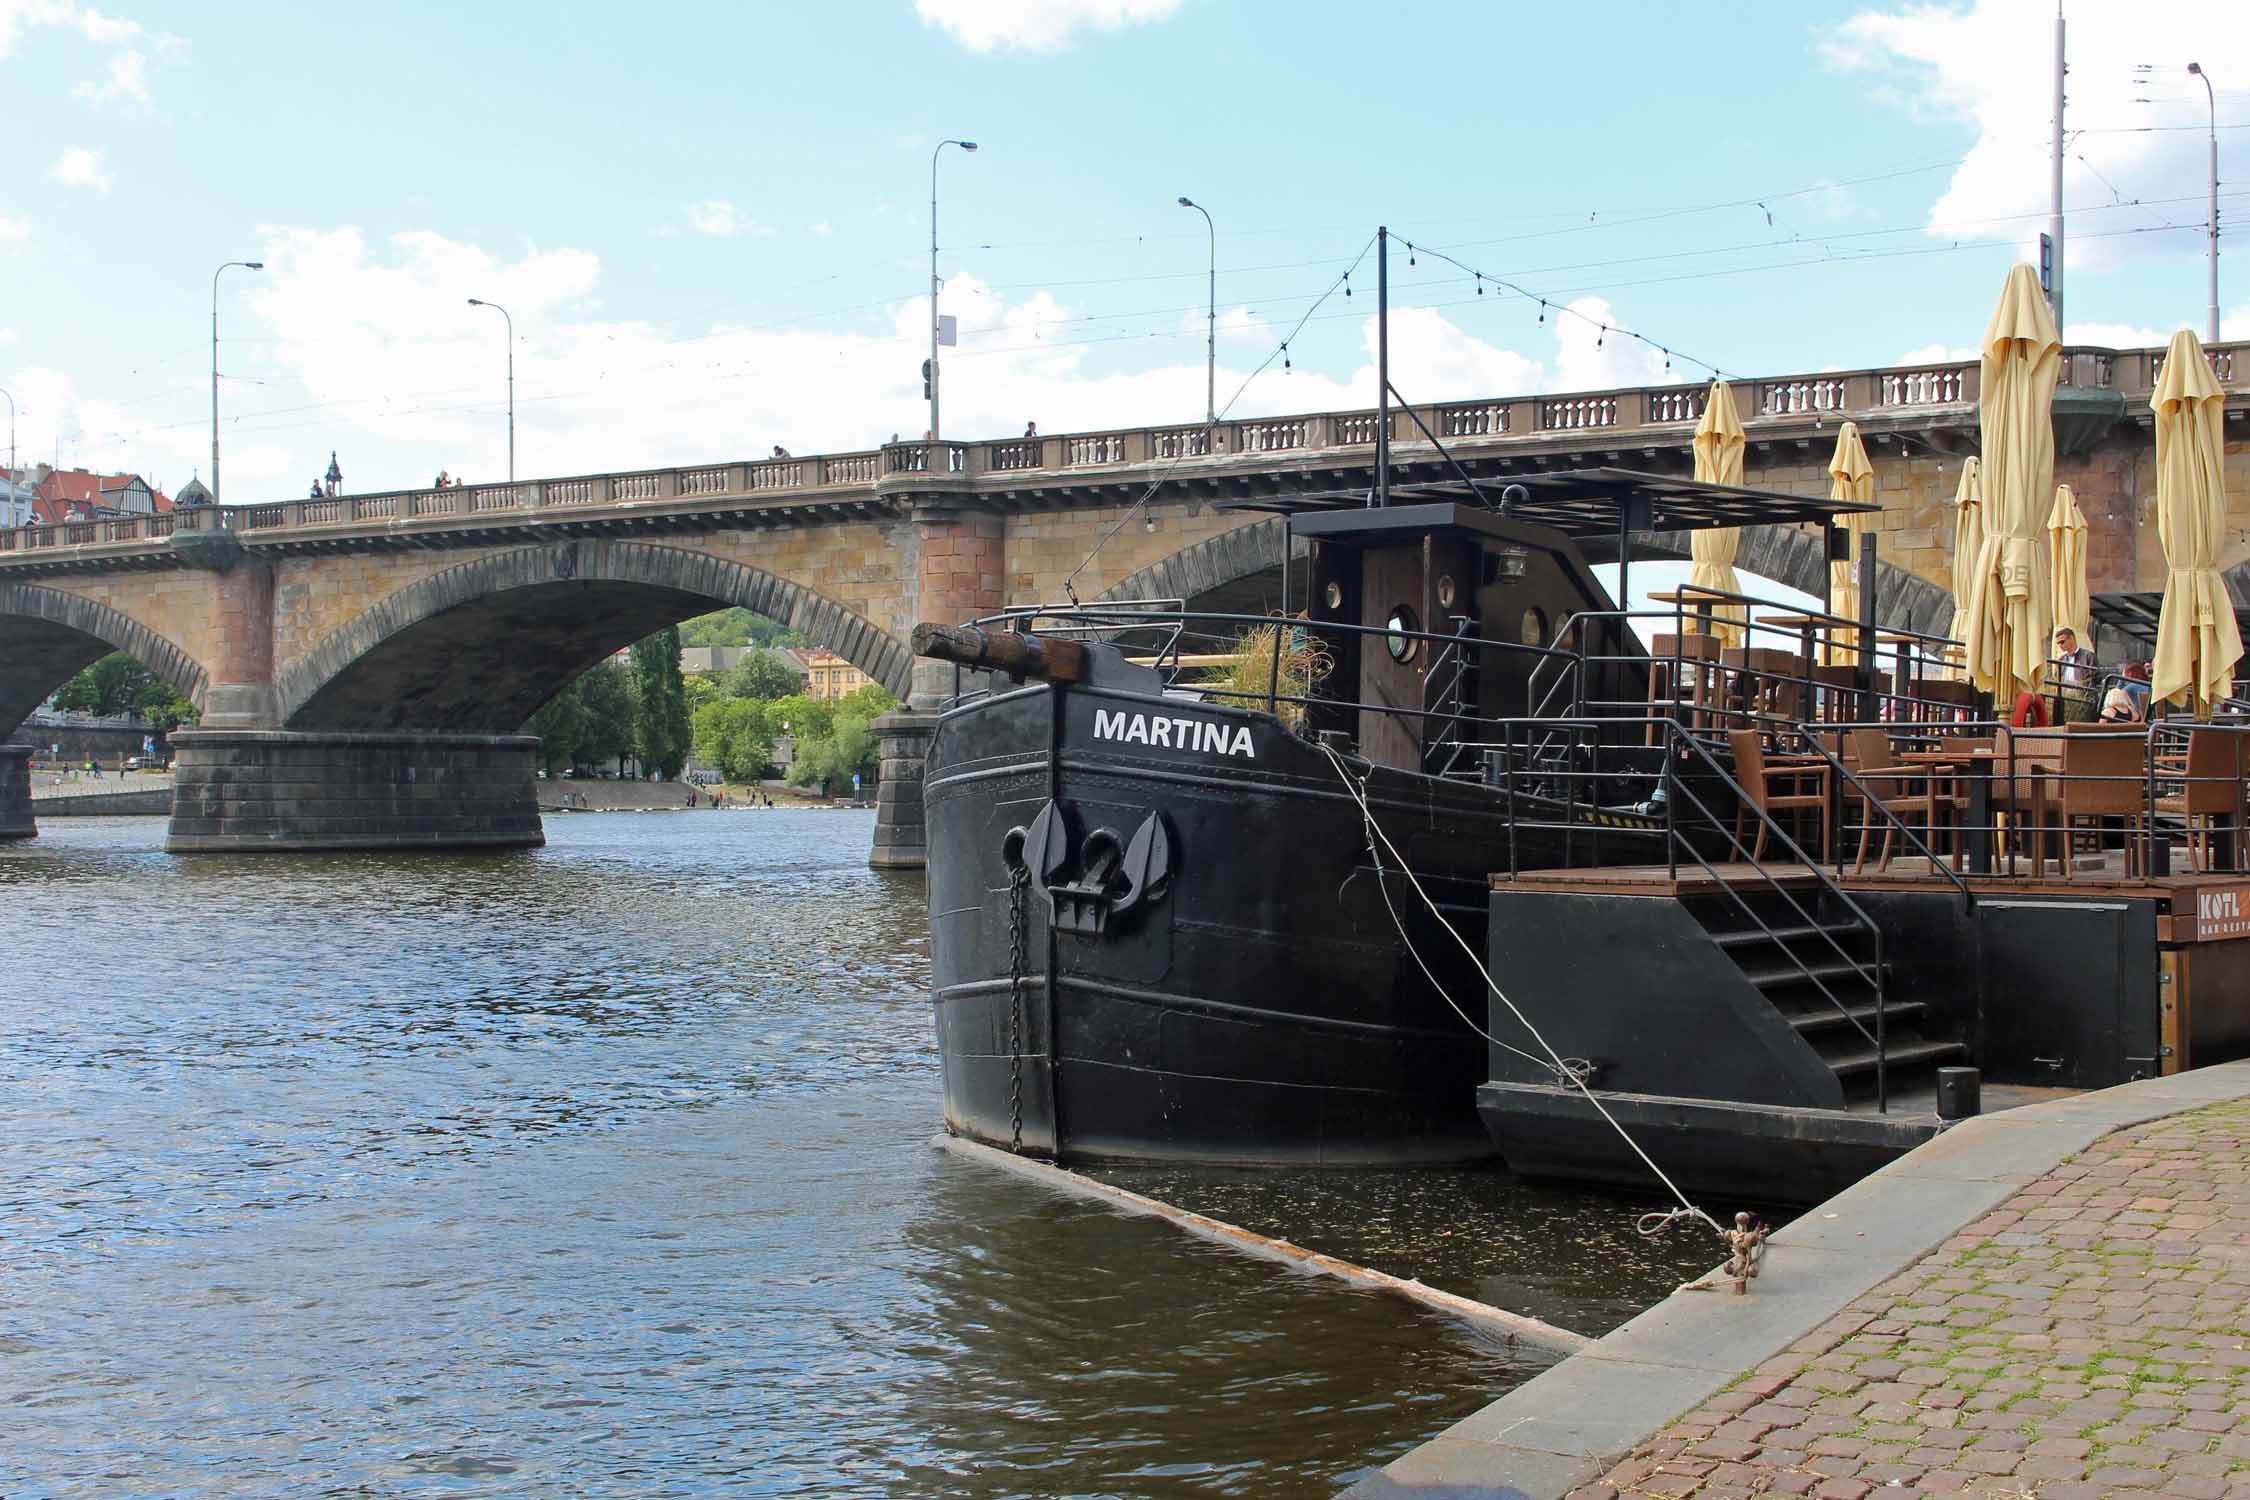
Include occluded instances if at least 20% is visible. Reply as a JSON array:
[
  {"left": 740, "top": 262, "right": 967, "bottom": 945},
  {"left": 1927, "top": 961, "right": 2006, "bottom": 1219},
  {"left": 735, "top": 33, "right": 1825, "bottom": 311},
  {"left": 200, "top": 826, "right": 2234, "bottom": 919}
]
[{"left": 2, "top": 0, "right": 2244, "bottom": 500}]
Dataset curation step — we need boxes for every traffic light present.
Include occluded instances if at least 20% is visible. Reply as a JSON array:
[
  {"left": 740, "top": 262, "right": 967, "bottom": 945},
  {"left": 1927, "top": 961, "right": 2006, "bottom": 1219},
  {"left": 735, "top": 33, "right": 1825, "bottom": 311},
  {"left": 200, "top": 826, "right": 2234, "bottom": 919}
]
[{"left": 921, "top": 359, "right": 932, "bottom": 400}]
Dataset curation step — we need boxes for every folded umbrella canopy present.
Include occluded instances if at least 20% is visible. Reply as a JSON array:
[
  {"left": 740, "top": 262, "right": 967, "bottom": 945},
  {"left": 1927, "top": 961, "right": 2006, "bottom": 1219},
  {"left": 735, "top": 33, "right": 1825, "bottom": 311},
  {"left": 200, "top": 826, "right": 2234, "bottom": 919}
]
[
  {"left": 2047, "top": 483, "right": 2089, "bottom": 643},
  {"left": 2151, "top": 328, "right": 2242, "bottom": 714},
  {"left": 1687, "top": 379, "right": 1748, "bottom": 644},
  {"left": 1945, "top": 457, "right": 1984, "bottom": 678},
  {"left": 1826, "top": 421, "right": 1875, "bottom": 660},
  {"left": 1962, "top": 264, "right": 2058, "bottom": 705}
]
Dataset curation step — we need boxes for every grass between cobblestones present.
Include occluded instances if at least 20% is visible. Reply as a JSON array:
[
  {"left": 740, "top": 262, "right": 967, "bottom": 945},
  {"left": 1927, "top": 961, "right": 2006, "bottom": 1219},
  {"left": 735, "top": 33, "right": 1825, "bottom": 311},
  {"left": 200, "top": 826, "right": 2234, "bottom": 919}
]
[{"left": 1575, "top": 1098, "right": 2250, "bottom": 1499}]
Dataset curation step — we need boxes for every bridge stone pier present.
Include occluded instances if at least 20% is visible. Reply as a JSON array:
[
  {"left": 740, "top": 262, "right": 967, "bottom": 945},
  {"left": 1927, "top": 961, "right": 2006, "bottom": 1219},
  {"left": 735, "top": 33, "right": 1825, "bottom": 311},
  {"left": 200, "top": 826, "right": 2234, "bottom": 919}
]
[
  {"left": 0, "top": 340, "right": 2240, "bottom": 858},
  {"left": 0, "top": 746, "right": 30, "bottom": 839}
]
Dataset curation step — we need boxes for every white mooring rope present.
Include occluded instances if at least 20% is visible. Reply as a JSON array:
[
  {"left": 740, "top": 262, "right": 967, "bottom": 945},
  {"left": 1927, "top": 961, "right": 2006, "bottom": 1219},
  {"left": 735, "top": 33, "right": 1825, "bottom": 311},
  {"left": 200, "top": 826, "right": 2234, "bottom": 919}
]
[{"left": 1319, "top": 743, "right": 1729, "bottom": 1244}]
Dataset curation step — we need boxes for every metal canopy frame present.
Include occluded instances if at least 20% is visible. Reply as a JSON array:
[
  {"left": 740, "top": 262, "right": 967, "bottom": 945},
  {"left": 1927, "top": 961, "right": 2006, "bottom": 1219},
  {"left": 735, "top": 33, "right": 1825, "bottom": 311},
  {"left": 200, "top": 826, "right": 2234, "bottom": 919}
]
[
  {"left": 2086, "top": 590, "right": 2250, "bottom": 652},
  {"left": 1218, "top": 466, "right": 1878, "bottom": 539}
]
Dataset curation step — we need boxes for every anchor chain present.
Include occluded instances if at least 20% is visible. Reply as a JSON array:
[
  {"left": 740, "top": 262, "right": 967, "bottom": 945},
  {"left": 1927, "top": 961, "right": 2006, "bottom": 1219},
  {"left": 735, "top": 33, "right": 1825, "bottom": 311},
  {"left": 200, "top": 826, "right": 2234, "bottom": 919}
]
[{"left": 1006, "top": 863, "right": 1030, "bottom": 1154}]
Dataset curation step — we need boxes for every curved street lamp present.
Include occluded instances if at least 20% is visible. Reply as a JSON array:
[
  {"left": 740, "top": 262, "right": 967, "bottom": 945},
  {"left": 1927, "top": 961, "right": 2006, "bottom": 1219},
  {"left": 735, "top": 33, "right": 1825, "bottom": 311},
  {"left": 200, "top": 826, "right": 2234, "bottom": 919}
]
[
  {"left": 211, "top": 259, "right": 264, "bottom": 506},
  {"left": 930, "top": 137, "right": 978, "bottom": 442},
  {"left": 467, "top": 298, "right": 515, "bottom": 482},
  {"left": 1178, "top": 196, "right": 1215, "bottom": 426},
  {"left": 2188, "top": 62, "right": 2219, "bottom": 344}
]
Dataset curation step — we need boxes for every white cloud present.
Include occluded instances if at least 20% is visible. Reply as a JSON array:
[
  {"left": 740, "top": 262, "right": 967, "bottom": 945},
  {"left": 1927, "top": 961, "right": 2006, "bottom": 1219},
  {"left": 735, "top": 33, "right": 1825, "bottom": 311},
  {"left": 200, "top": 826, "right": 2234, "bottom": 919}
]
[
  {"left": 0, "top": 216, "right": 27, "bottom": 242},
  {"left": 1831, "top": 1, "right": 2249, "bottom": 271},
  {"left": 684, "top": 200, "right": 771, "bottom": 239},
  {"left": 1895, "top": 341, "right": 1978, "bottom": 364},
  {"left": 49, "top": 146, "right": 110, "bottom": 192},
  {"left": 1, "top": 2, "right": 182, "bottom": 104},
  {"left": 1550, "top": 296, "right": 1672, "bottom": 392},
  {"left": 808, "top": 221, "right": 834, "bottom": 237},
  {"left": 0, "top": 327, "right": 18, "bottom": 345},
  {"left": 70, "top": 45, "right": 146, "bottom": 107},
  {"left": 29, "top": 220, "right": 1754, "bottom": 503},
  {"left": 914, "top": 0, "right": 1183, "bottom": 52}
]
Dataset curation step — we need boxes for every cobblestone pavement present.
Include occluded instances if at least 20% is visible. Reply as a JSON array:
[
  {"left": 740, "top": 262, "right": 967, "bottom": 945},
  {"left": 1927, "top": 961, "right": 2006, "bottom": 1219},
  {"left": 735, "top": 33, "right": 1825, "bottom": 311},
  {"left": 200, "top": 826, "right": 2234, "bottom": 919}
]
[{"left": 1577, "top": 1099, "right": 2250, "bottom": 1499}]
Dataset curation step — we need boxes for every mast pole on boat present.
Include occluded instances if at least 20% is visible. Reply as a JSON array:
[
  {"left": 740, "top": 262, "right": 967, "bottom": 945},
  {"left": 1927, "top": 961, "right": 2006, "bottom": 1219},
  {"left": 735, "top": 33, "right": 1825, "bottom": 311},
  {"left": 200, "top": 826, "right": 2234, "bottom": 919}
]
[{"left": 1375, "top": 226, "right": 1390, "bottom": 509}]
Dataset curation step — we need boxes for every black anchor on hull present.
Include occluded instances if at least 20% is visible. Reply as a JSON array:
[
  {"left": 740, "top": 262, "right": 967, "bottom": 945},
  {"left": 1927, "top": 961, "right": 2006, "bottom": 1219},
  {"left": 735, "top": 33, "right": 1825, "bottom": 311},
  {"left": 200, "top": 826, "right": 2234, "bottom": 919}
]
[{"left": 1003, "top": 800, "right": 1174, "bottom": 938}]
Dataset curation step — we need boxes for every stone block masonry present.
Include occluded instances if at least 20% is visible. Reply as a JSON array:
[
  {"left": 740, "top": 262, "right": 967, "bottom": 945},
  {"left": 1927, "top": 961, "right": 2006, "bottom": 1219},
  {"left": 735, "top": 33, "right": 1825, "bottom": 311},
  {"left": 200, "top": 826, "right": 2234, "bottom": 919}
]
[
  {"left": 1588, "top": 1097, "right": 2250, "bottom": 1500},
  {"left": 166, "top": 730, "right": 543, "bottom": 853},
  {"left": 0, "top": 745, "right": 31, "bottom": 839}
]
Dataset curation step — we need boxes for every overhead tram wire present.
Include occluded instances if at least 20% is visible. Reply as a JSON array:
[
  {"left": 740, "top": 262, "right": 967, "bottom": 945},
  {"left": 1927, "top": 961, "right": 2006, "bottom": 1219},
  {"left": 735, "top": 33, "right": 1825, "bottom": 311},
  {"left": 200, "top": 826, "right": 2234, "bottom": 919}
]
[{"left": 1055, "top": 231, "right": 1379, "bottom": 606}]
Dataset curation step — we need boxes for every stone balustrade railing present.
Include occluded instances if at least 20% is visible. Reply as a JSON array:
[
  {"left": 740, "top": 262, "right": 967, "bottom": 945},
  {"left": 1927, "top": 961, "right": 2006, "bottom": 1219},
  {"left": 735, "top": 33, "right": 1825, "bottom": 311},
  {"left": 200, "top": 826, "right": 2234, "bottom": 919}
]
[{"left": 0, "top": 342, "right": 2238, "bottom": 559}]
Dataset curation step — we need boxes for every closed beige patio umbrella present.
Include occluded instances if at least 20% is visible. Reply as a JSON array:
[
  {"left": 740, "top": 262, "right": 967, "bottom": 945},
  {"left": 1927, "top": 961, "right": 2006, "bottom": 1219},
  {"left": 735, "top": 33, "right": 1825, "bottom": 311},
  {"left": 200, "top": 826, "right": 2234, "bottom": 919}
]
[
  {"left": 2047, "top": 483, "right": 2089, "bottom": 642},
  {"left": 1826, "top": 421, "right": 1875, "bottom": 661},
  {"left": 1962, "top": 265, "right": 2058, "bottom": 705},
  {"left": 2151, "top": 328, "right": 2241, "bottom": 714},
  {"left": 1944, "top": 457, "right": 1983, "bottom": 678},
  {"left": 1688, "top": 379, "right": 1747, "bottom": 644}
]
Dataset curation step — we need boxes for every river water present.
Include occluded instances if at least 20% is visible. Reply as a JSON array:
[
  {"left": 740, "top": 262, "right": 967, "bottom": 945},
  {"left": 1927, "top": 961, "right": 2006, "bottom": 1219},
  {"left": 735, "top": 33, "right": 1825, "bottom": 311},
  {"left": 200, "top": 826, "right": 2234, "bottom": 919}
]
[{"left": 0, "top": 812, "right": 1715, "bottom": 1499}]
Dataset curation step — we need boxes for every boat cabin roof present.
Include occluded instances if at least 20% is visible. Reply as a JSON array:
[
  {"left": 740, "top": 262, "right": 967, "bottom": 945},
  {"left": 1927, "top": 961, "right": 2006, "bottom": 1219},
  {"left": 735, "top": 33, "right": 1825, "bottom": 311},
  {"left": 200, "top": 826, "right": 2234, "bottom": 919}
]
[{"left": 1222, "top": 466, "right": 1878, "bottom": 538}]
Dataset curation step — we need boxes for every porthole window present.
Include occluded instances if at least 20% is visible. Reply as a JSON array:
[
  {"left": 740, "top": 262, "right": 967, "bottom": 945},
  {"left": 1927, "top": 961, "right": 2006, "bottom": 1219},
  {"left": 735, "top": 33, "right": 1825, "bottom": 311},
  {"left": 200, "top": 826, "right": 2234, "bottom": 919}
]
[
  {"left": 1520, "top": 607, "right": 1549, "bottom": 648},
  {"left": 1385, "top": 605, "right": 1420, "bottom": 662},
  {"left": 1435, "top": 574, "right": 1459, "bottom": 610},
  {"left": 1323, "top": 580, "right": 1344, "bottom": 612}
]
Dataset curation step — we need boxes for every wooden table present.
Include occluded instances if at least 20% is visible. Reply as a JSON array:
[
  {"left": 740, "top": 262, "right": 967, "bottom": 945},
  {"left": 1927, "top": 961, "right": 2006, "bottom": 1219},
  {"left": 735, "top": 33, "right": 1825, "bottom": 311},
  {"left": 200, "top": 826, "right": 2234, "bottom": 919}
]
[{"left": 1899, "top": 748, "right": 1995, "bottom": 873}]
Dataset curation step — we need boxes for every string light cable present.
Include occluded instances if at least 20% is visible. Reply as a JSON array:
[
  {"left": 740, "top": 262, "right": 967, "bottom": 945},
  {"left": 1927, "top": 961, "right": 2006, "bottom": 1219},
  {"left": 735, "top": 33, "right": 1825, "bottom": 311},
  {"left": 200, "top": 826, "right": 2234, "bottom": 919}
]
[{"left": 1054, "top": 231, "right": 1378, "bottom": 605}]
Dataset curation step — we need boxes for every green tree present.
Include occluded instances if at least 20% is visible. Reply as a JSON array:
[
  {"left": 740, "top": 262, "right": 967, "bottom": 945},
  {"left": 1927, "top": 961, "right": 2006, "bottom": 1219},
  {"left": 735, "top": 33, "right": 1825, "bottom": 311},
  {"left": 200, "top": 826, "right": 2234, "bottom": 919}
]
[
  {"left": 579, "top": 658, "right": 639, "bottom": 774},
  {"left": 679, "top": 607, "right": 805, "bottom": 650},
  {"left": 51, "top": 652, "right": 201, "bottom": 730},
  {"left": 724, "top": 647, "right": 804, "bottom": 702},
  {"left": 683, "top": 672, "right": 723, "bottom": 718},
  {"left": 629, "top": 626, "right": 691, "bottom": 779},
  {"left": 526, "top": 675, "right": 588, "bottom": 774},
  {"left": 691, "top": 697, "right": 776, "bottom": 782},
  {"left": 780, "top": 686, "right": 892, "bottom": 797}
]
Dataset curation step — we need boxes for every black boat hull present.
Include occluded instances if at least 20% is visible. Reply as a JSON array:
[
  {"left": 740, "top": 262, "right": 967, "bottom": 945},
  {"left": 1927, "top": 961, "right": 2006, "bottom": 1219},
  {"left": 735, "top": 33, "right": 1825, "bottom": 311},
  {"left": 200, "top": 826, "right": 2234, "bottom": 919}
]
[{"left": 924, "top": 682, "right": 1662, "bottom": 1166}]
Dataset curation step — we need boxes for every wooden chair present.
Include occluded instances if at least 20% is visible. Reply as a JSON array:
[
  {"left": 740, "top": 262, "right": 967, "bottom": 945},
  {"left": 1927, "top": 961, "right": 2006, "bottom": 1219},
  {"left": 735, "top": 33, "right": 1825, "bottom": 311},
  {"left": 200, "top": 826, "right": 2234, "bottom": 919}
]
[
  {"left": 1989, "top": 727, "right": 2062, "bottom": 876},
  {"left": 1729, "top": 729, "right": 1830, "bottom": 862},
  {"left": 1645, "top": 633, "right": 1723, "bottom": 746},
  {"left": 2154, "top": 728, "right": 2247, "bottom": 872},
  {"left": 1913, "top": 679, "right": 1981, "bottom": 724},
  {"left": 1842, "top": 728, "right": 1962, "bottom": 874},
  {"left": 2040, "top": 725, "right": 2150, "bottom": 878},
  {"left": 1723, "top": 647, "right": 1810, "bottom": 723},
  {"left": 1812, "top": 664, "right": 1896, "bottom": 723}
]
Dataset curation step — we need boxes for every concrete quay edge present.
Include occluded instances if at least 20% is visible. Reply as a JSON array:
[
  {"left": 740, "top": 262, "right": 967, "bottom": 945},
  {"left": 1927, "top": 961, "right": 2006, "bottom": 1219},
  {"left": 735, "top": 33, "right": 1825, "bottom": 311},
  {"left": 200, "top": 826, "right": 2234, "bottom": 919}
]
[{"left": 1339, "top": 1058, "right": 2250, "bottom": 1500}]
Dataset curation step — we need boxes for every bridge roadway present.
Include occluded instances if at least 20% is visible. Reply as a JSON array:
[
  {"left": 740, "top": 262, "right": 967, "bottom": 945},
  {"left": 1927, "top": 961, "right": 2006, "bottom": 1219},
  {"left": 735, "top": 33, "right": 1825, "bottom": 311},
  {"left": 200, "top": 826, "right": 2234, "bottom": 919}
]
[{"left": 0, "top": 341, "right": 2242, "bottom": 859}]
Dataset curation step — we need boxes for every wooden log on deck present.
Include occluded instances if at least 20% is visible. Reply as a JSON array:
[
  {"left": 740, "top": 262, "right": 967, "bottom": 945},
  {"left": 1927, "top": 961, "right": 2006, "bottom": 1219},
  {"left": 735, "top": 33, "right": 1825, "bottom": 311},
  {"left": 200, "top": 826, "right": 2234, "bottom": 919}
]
[{"left": 911, "top": 621, "right": 1088, "bottom": 683}]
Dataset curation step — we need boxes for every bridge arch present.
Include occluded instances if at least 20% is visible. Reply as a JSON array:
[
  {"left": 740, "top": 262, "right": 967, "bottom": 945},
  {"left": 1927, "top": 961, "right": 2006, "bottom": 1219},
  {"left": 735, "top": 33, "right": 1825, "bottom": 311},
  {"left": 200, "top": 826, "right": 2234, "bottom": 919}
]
[
  {"left": 276, "top": 540, "right": 912, "bottom": 732},
  {"left": 0, "top": 581, "right": 209, "bottom": 740},
  {"left": 1098, "top": 517, "right": 1304, "bottom": 614}
]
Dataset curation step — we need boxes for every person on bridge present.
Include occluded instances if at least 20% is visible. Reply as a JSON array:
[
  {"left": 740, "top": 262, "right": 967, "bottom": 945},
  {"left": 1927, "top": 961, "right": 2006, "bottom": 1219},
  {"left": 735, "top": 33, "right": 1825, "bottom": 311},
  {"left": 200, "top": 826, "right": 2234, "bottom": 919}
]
[
  {"left": 308, "top": 480, "right": 324, "bottom": 499},
  {"left": 1024, "top": 421, "right": 1038, "bottom": 438}
]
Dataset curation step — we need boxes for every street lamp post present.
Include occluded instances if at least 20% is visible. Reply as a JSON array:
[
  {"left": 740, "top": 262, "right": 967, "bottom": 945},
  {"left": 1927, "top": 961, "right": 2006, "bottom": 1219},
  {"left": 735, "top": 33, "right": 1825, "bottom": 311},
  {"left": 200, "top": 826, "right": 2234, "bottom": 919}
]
[
  {"left": 929, "top": 138, "right": 977, "bottom": 443},
  {"left": 1178, "top": 196, "right": 1215, "bottom": 427},
  {"left": 466, "top": 298, "right": 515, "bottom": 483},
  {"left": 2189, "top": 62, "right": 2220, "bottom": 345},
  {"left": 210, "top": 259, "right": 264, "bottom": 506}
]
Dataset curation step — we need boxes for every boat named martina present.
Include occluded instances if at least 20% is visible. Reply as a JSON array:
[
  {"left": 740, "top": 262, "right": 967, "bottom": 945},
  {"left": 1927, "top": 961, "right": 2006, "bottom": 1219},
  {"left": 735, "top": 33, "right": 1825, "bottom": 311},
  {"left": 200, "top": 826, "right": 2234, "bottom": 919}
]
[{"left": 913, "top": 468, "right": 1889, "bottom": 1168}]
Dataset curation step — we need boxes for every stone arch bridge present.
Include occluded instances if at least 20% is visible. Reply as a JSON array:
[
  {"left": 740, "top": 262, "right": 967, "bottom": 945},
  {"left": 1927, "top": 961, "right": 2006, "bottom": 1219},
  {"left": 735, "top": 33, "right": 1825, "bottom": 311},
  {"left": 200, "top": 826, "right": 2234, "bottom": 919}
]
[{"left": 1, "top": 341, "right": 2241, "bottom": 858}]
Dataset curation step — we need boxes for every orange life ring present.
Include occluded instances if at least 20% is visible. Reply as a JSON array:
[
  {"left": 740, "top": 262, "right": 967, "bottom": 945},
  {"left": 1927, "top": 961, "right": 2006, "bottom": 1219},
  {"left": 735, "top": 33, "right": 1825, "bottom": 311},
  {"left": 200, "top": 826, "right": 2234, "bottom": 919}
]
[{"left": 2009, "top": 692, "right": 2050, "bottom": 729}]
